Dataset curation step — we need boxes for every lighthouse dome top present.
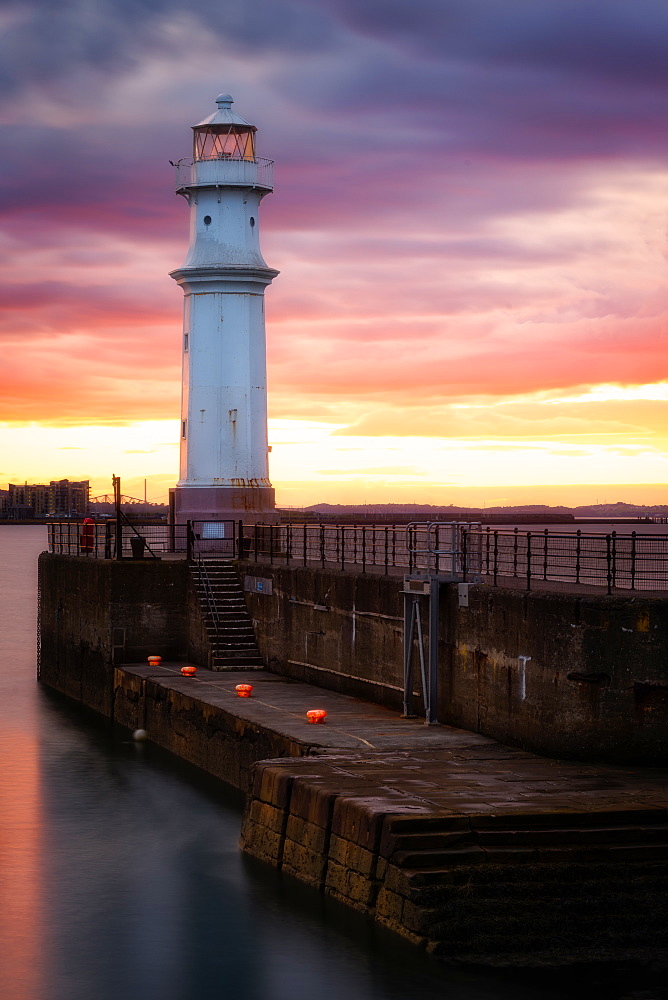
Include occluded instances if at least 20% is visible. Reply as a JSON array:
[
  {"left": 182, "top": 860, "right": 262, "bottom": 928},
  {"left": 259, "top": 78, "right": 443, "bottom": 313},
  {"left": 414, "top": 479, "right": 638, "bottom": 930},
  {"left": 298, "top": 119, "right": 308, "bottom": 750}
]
[{"left": 194, "top": 94, "right": 257, "bottom": 132}]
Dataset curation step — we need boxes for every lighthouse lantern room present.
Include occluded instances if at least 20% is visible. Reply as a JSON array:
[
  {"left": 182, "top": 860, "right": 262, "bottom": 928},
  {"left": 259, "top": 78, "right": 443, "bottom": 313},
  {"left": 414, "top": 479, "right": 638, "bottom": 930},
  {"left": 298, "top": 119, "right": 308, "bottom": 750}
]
[{"left": 170, "top": 94, "right": 278, "bottom": 525}]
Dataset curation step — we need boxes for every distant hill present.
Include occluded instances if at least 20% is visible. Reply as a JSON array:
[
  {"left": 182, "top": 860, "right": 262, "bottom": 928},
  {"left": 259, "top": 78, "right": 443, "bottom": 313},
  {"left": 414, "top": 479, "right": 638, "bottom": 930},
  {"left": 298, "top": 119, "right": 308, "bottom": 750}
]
[{"left": 276, "top": 500, "right": 667, "bottom": 524}]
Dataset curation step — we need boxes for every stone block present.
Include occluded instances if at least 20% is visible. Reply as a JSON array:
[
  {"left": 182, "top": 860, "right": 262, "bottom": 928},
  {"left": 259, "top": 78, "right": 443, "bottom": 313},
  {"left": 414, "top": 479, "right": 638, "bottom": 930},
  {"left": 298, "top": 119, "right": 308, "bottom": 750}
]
[
  {"left": 247, "top": 799, "right": 287, "bottom": 836},
  {"left": 252, "top": 761, "right": 299, "bottom": 808},
  {"left": 324, "top": 858, "right": 377, "bottom": 909},
  {"left": 282, "top": 839, "right": 327, "bottom": 887},
  {"left": 375, "top": 887, "right": 405, "bottom": 924},
  {"left": 289, "top": 776, "right": 341, "bottom": 828},
  {"left": 328, "top": 834, "right": 377, "bottom": 877},
  {"left": 239, "top": 820, "right": 284, "bottom": 863},
  {"left": 285, "top": 814, "right": 328, "bottom": 854}
]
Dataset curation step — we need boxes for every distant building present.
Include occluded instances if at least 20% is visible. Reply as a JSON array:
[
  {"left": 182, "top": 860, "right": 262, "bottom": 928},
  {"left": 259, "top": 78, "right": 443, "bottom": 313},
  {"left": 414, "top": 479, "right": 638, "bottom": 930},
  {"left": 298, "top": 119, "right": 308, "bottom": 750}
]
[
  {"left": 5, "top": 480, "right": 89, "bottom": 518},
  {"left": 49, "top": 479, "right": 89, "bottom": 516}
]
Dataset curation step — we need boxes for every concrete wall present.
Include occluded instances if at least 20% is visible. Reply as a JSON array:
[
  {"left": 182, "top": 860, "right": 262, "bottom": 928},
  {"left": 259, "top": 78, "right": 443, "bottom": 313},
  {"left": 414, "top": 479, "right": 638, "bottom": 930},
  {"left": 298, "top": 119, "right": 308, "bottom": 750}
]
[
  {"left": 241, "top": 561, "right": 668, "bottom": 764},
  {"left": 38, "top": 553, "right": 191, "bottom": 709},
  {"left": 38, "top": 553, "right": 668, "bottom": 764}
]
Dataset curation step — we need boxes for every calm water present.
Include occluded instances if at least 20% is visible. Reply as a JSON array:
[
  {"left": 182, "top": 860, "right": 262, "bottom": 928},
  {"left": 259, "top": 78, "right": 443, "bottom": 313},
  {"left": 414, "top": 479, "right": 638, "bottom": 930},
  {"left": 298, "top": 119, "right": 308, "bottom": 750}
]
[{"left": 0, "top": 525, "right": 663, "bottom": 1000}]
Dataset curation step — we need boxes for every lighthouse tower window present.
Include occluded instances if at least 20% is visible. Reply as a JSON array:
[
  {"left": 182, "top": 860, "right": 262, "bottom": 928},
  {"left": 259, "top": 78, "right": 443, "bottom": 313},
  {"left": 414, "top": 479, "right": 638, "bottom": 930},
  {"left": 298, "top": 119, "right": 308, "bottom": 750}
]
[
  {"left": 203, "top": 215, "right": 212, "bottom": 226},
  {"left": 249, "top": 217, "right": 255, "bottom": 227}
]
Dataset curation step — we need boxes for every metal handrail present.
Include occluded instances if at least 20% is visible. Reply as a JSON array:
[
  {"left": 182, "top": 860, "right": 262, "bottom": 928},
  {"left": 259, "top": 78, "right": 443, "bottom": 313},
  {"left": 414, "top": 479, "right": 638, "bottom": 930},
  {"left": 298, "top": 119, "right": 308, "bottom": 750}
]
[
  {"left": 175, "top": 156, "right": 274, "bottom": 191},
  {"left": 195, "top": 555, "right": 222, "bottom": 636}
]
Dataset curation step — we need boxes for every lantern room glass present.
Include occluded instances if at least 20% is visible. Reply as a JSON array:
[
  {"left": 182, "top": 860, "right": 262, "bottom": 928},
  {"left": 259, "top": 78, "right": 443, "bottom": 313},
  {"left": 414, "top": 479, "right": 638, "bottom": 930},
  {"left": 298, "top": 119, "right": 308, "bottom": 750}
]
[{"left": 193, "top": 127, "right": 256, "bottom": 162}]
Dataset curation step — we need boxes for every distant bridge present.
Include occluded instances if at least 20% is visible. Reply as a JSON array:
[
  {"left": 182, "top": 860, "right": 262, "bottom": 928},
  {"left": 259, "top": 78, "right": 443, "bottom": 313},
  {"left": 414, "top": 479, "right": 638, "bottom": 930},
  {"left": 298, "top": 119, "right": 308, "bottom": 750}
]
[{"left": 89, "top": 494, "right": 164, "bottom": 506}]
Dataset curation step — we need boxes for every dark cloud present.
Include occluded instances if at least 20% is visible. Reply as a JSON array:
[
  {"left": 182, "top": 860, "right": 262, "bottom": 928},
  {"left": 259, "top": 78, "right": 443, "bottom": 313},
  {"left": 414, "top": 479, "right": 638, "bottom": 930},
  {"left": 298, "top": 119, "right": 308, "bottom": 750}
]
[{"left": 0, "top": 0, "right": 337, "bottom": 98}]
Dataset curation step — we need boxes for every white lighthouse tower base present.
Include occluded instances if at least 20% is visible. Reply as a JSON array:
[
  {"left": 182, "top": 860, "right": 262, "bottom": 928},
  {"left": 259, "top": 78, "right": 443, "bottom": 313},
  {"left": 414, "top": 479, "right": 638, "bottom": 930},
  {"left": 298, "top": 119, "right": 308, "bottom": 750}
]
[{"left": 173, "top": 485, "right": 276, "bottom": 525}]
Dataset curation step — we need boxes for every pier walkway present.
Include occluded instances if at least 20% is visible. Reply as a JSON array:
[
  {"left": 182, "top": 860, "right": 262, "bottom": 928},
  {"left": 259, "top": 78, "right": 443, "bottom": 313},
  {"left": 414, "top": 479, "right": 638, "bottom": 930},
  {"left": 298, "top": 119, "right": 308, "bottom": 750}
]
[{"left": 115, "top": 661, "right": 668, "bottom": 966}]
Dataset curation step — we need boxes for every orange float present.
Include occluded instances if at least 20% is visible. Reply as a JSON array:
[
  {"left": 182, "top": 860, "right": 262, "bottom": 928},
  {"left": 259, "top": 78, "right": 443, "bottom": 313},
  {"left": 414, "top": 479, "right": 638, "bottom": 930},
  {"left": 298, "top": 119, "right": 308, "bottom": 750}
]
[
  {"left": 306, "top": 709, "right": 327, "bottom": 724},
  {"left": 181, "top": 666, "right": 197, "bottom": 677},
  {"left": 147, "top": 655, "right": 162, "bottom": 666},
  {"left": 235, "top": 684, "right": 253, "bottom": 698}
]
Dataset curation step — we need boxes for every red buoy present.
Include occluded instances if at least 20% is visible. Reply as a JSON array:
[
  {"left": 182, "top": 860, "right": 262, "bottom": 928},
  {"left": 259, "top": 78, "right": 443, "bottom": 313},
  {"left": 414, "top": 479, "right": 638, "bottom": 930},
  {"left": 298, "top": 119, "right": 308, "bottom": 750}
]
[
  {"left": 235, "top": 684, "right": 253, "bottom": 698},
  {"left": 306, "top": 709, "right": 327, "bottom": 724},
  {"left": 181, "top": 666, "right": 197, "bottom": 677}
]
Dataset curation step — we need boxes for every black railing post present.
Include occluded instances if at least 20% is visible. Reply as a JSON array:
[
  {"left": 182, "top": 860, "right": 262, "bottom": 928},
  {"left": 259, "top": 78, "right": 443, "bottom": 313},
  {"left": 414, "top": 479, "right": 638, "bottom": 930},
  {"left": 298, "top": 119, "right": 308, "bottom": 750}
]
[
  {"left": 493, "top": 530, "right": 499, "bottom": 587},
  {"left": 362, "top": 526, "right": 366, "bottom": 573},
  {"left": 606, "top": 534, "right": 612, "bottom": 594},
  {"left": 611, "top": 530, "right": 617, "bottom": 590},
  {"left": 575, "top": 530, "right": 581, "bottom": 584},
  {"left": 462, "top": 529, "right": 468, "bottom": 581},
  {"left": 237, "top": 519, "right": 244, "bottom": 560},
  {"left": 341, "top": 526, "right": 345, "bottom": 572},
  {"left": 631, "top": 531, "right": 637, "bottom": 590},
  {"left": 254, "top": 522, "right": 259, "bottom": 561},
  {"left": 303, "top": 523, "right": 307, "bottom": 566},
  {"left": 513, "top": 527, "right": 518, "bottom": 578},
  {"left": 269, "top": 523, "right": 274, "bottom": 564},
  {"left": 384, "top": 526, "right": 389, "bottom": 575},
  {"left": 186, "top": 521, "right": 193, "bottom": 562},
  {"left": 286, "top": 523, "right": 292, "bottom": 565},
  {"left": 543, "top": 529, "right": 549, "bottom": 581},
  {"left": 320, "top": 524, "right": 325, "bottom": 568},
  {"left": 392, "top": 525, "right": 396, "bottom": 568},
  {"left": 526, "top": 532, "right": 532, "bottom": 591},
  {"left": 485, "top": 528, "right": 491, "bottom": 576},
  {"left": 113, "top": 474, "right": 123, "bottom": 560}
]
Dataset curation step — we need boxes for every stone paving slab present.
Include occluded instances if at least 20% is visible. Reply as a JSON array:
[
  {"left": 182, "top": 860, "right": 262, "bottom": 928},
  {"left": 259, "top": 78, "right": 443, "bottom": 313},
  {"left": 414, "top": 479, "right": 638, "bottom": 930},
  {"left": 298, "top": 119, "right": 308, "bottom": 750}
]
[{"left": 123, "top": 662, "right": 668, "bottom": 816}]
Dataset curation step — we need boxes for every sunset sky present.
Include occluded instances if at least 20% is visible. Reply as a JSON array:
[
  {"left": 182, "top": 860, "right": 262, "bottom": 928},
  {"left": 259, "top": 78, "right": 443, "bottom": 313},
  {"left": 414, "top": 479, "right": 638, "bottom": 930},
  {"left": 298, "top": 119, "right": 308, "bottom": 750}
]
[{"left": 1, "top": 0, "right": 667, "bottom": 506}]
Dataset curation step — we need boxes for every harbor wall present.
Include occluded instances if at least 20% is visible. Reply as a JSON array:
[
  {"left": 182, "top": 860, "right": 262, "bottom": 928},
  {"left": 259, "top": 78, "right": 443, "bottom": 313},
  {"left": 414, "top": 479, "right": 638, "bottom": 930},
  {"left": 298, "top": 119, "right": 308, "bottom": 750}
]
[
  {"left": 38, "top": 553, "right": 668, "bottom": 763},
  {"left": 241, "top": 560, "right": 668, "bottom": 764}
]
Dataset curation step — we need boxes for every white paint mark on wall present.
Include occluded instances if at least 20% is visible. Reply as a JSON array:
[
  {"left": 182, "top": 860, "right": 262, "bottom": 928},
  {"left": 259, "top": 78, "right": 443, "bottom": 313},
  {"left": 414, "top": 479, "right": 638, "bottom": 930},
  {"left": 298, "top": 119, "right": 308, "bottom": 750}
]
[{"left": 518, "top": 655, "right": 531, "bottom": 701}]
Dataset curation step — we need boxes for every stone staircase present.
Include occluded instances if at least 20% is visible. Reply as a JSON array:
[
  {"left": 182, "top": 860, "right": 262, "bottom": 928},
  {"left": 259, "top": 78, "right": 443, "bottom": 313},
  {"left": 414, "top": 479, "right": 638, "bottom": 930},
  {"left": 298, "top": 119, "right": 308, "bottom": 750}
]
[
  {"left": 376, "top": 808, "right": 668, "bottom": 962},
  {"left": 190, "top": 559, "right": 263, "bottom": 670}
]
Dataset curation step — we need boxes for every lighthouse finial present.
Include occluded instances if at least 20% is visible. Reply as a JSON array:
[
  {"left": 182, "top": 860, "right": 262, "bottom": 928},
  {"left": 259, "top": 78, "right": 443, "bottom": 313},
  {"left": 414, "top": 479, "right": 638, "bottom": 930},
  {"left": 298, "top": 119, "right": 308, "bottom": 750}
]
[{"left": 216, "top": 94, "right": 233, "bottom": 109}]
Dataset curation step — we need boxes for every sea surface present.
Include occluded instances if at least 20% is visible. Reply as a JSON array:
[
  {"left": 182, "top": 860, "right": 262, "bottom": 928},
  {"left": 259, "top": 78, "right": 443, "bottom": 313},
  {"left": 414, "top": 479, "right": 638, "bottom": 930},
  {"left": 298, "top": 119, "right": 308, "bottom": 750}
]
[{"left": 0, "top": 524, "right": 664, "bottom": 1000}]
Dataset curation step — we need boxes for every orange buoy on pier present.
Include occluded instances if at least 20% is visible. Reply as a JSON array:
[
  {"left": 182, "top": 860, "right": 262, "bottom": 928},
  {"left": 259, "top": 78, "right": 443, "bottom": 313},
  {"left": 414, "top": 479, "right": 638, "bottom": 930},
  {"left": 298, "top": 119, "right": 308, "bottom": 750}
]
[
  {"left": 235, "top": 684, "right": 253, "bottom": 698},
  {"left": 181, "top": 666, "right": 197, "bottom": 677},
  {"left": 306, "top": 709, "right": 327, "bottom": 724}
]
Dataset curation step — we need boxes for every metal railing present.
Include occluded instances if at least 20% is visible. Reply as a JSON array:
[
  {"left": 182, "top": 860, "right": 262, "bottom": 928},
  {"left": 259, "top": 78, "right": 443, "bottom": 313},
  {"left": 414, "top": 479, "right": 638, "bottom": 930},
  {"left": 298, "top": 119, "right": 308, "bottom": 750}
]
[
  {"left": 47, "top": 521, "right": 189, "bottom": 558},
  {"left": 46, "top": 521, "right": 668, "bottom": 592},
  {"left": 175, "top": 155, "right": 274, "bottom": 192},
  {"left": 471, "top": 527, "right": 668, "bottom": 593},
  {"left": 240, "top": 523, "right": 668, "bottom": 592}
]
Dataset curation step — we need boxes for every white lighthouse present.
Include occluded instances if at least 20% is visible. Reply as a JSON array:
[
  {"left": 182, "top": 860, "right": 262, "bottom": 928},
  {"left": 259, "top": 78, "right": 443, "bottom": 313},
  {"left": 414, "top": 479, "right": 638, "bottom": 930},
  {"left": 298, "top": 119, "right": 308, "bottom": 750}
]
[{"left": 170, "top": 94, "right": 278, "bottom": 525}]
